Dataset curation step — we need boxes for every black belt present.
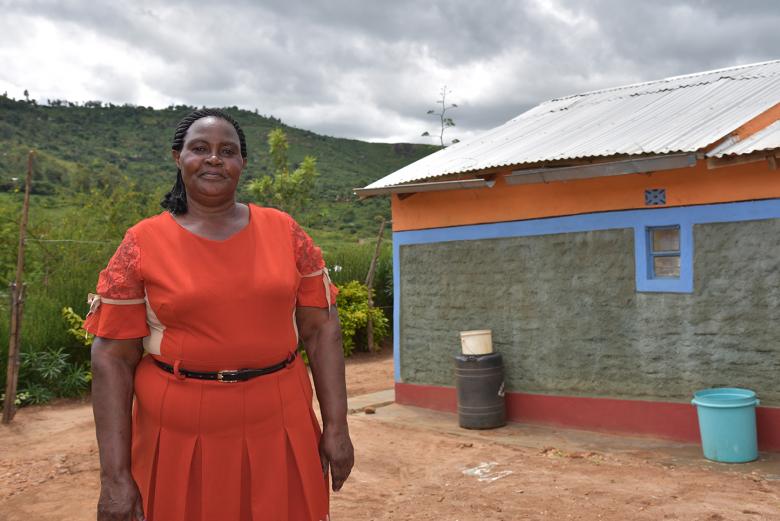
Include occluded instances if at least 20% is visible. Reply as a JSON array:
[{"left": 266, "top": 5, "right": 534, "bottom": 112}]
[{"left": 153, "top": 351, "right": 297, "bottom": 383}]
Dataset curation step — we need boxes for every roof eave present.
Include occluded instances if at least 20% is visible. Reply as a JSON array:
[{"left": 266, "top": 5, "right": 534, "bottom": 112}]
[
  {"left": 506, "top": 153, "right": 698, "bottom": 185},
  {"left": 353, "top": 178, "right": 496, "bottom": 199},
  {"left": 356, "top": 152, "right": 700, "bottom": 199}
]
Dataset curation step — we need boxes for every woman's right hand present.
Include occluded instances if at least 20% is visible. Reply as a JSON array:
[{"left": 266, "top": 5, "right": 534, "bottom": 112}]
[{"left": 97, "top": 474, "right": 145, "bottom": 521}]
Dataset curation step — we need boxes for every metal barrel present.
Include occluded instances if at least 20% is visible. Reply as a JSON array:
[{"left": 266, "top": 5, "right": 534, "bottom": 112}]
[{"left": 454, "top": 352, "right": 506, "bottom": 429}]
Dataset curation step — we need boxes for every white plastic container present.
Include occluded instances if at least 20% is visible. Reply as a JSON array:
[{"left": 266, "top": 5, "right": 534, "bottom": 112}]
[{"left": 460, "top": 329, "right": 493, "bottom": 355}]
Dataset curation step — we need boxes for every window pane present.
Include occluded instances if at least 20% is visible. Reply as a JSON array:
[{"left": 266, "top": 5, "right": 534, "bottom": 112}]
[
  {"left": 654, "top": 255, "right": 680, "bottom": 278},
  {"left": 652, "top": 227, "right": 680, "bottom": 252}
]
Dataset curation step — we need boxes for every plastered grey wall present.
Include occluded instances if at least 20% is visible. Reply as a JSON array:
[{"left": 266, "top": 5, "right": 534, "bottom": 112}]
[{"left": 399, "top": 219, "right": 780, "bottom": 405}]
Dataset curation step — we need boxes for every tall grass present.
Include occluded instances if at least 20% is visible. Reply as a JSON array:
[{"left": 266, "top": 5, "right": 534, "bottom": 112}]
[
  {"left": 323, "top": 242, "right": 393, "bottom": 311},
  {"left": 0, "top": 181, "right": 159, "bottom": 400}
]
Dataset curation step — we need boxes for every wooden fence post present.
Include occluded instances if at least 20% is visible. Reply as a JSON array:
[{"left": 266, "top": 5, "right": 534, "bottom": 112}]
[
  {"left": 364, "top": 218, "right": 387, "bottom": 353},
  {"left": 3, "top": 150, "right": 33, "bottom": 424}
]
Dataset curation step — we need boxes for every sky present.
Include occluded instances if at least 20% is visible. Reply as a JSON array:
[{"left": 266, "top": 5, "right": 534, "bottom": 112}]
[{"left": 0, "top": 0, "right": 778, "bottom": 144}]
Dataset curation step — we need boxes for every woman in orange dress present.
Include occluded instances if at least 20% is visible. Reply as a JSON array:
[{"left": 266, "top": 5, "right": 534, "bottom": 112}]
[{"left": 85, "top": 109, "right": 354, "bottom": 521}]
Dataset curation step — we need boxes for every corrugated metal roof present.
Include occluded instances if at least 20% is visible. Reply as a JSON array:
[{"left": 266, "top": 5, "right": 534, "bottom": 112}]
[
  {"left": 706, "top": 120, "right": 780, "bottom": 157},
  {"left": 365, "top": 60, "right": 780, "bottom": 189}
]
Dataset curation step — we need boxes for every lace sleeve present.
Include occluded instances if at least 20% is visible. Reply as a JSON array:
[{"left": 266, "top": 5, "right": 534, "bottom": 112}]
[
  {"left": 291, "top": 219, "right": 325, "bottom": 275},
  {"left": 96, "top": 229, "right": 144, "bottom": 299},
  {"left": 290, "top": 218, "right": 338, "bottom": 308},
  {"left": 83, "top": 229, "right": 149, "bottom": 339}
]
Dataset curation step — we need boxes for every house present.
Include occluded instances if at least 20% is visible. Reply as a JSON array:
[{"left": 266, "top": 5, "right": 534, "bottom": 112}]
[{"left": 357, "top": 60, "right": 780, "bottom": 450}]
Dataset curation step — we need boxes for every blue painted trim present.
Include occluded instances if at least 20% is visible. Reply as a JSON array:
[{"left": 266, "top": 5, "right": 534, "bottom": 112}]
[
  {"left": 393, "top": 232, "right": 401, "bottom": 382},
  {"left": 394, "top": 199, "right": 780, "bottom": 246},
  {"left": 392, "top": 198, "right": 780, "bottom": 381},
  {"left": 635, "top": 223, "right": 694, "bottom": 293}
]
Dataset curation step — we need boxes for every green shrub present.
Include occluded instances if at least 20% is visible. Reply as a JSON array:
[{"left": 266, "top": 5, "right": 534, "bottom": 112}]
[
  {"left": 2, "top": 346, "right": 91, "bottom": 407},
  {"left": 335, "top": 280, "right": 389, "bottom": 357},
  {"left": 62, "top": 306, "right": 93, "bottom": 346}
]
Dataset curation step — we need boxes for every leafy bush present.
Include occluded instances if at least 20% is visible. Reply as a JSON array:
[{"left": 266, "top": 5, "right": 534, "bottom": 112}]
[
  {"left": 335, "top": 281, "right": 389, "bottom": 357},
  {"left": 2, "top": 346, "right": 91, "bottom": 407},
  {"left": 62, "top": 306, "right": 93, "bottom": 346}
]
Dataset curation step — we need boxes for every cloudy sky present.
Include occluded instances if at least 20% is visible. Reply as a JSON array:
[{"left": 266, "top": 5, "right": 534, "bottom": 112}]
[{"left": 1, "top": 0, "right": 778, "bottom": 144}]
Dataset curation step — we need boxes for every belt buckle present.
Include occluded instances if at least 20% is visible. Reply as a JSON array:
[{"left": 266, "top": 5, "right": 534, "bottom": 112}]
[{"left": 216, "top": 369, "right": 241, "bottom": 383}]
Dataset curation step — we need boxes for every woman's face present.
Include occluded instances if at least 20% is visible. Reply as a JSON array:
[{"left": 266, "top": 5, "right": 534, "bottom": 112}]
[{"left": 172, "top": 116, "right": 247, "bottom": 204}]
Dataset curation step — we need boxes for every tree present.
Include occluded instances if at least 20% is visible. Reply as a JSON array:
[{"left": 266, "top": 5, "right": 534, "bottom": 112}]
[
  {"left": 246, "top": 129, "right": 318, "bottom": 219},
  {"left": 23, "top": 89, "right": 29, "bottom": 102},
  {"left": 421, "top": 85, "right": 459, "bottom": 147}
]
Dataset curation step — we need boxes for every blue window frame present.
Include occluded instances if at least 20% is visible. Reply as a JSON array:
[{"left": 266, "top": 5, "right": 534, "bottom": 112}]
[
  {"left": 634, "top": 221, "right": 693, "bottom": 293},
  {"left": 647, "top": 226, "right": 681, "bottom": 279}
]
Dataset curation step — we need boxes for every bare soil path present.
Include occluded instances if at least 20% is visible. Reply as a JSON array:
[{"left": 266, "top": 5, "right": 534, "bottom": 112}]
[{"left": 1, "top": 346, "right": 778, "bottom": 520}]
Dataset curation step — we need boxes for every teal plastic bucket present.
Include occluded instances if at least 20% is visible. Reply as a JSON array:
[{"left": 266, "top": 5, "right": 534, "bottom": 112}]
[{"left": 691, "top": 388, "right": 759, "bottom": 463}]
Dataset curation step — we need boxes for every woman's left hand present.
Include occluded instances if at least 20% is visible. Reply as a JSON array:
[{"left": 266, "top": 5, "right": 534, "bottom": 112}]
[
  {"left": 319, "top": 423, "right": 354, "bottom": 491},
  {"left": 297, "top": 305, "right": 354, "bottom": 491}
]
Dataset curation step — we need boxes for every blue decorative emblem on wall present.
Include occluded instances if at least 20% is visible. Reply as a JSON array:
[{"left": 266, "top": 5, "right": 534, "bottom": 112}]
[{"left": 645, "top": 189, "right": 666, "bottom": 206}]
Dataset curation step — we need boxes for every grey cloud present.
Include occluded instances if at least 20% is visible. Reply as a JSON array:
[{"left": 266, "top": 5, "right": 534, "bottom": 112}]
[
  {"left": 1, "top": 0, "right": 778, "bottom": 142},
  {"left": 255, "top": 0, "right": 538, "bottom": 64},
  {"left": 9, "top": 1, "right": 185, "bottom": 61},
  {"left": 90, "top": 64, "right": 141, "bottom": 102},
  {"left": 568, "top": 0, "right": 780, "bottom": 74}
]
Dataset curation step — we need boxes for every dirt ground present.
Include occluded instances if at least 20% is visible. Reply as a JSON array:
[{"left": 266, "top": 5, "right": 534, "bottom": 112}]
[{"left": 1, "top": 347, "right": 779, "bottom": 521}]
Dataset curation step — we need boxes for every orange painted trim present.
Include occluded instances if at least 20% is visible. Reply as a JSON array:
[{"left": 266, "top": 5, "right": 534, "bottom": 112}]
[
  {"left": 733, "top": 103, "right": 780, "bottom": 141},
  {"left": 702, "top": 103, "right": 780, "bottom": 155},
  {"left": 395, "top": 383, "right": 780, "bottom": 451},
  {"left": 392, "top": 159, "right": 780, "bottom": 231}
]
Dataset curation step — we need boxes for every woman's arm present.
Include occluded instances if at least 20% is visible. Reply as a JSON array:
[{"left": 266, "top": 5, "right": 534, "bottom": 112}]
[
  {"left": 296, "top": 306, "right": 354, "bottom": 492},
  {"left": 91, "top": 336, "right": 146, "bottom": 521}
]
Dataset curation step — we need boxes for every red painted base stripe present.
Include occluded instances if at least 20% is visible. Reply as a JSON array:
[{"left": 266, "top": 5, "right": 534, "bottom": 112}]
[
  {"left": 395, "top": 383, "right": 780, "bottom": 451},
  {"left": 395, "top": 382, "right": 456, "bottom": 412},
  {"left": 505, "top": 392, "right": 700, "bottom": 442},
  {"left": 757, "top": 408, "right": 780, "bottom": 451}
]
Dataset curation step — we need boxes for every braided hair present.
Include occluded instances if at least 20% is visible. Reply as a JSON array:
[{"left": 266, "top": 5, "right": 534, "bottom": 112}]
[{"left": 162, "top": 108, "right": 248, "bottom": 214}]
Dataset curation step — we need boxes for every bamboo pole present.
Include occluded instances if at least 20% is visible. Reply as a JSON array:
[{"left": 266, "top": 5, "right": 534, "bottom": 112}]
[
  {"left": 364, "top": 218, "right": 387, "bottom": 353},
  {"left": 3, "top": 150, "right": 33, "bottom": 424}
]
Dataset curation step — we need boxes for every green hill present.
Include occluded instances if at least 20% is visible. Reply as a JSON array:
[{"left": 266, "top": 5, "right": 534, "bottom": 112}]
[
  {"left": 0, "top": 96, "right": 431, "bottom": 401},
  {"left": 0, "top": 95, "right": 436, "bottom": 235}
]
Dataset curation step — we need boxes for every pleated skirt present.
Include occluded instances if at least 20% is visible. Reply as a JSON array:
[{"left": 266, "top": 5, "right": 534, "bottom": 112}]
[{"left": 131, "top": 355, "right": 329, "bottom": 521}]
